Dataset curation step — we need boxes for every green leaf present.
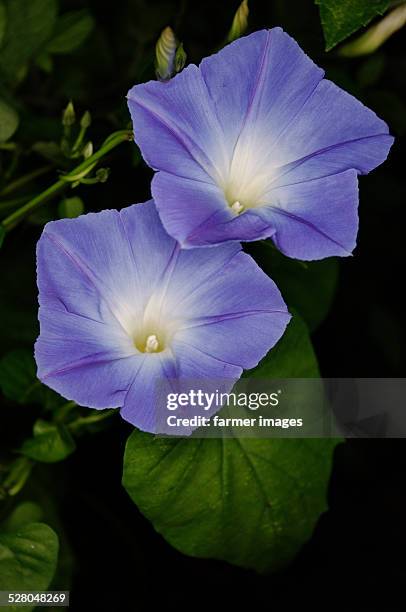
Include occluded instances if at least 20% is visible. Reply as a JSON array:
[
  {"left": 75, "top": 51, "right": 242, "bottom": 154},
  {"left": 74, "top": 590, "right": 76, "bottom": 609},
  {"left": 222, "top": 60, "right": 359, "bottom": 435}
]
[
  {"left": 21, "top": 420, "right": 76, "bottom": 463},
  {"left": 0, "top": 349, "right": 39, "bottom": 403},
  {"left": 0, "top": 522, "right": 58, "bottom": 607},
  {"left": 0, "top": 225, "right": 5, "bottom": 248},
  {"left": 0, "top": 97, "right": 19, "bottom": 142},
  {"left": 123, "top": 314, "right": 338, "bottom": 572},
  {"left": 0, "top": 0, "right": 58, "bottom": 81},
  {"left": 46, "top": 10, "right": 94, "bottom": 54},
  {"left": 0, "top": 349, "right": 61, "bottom": 409},
  {"left": 2, "top": 502, "right": 43, "bottom": 531},
  {"left": 123, "top": 434, "right": 337, "bottom": 572},
  {"left": 249, "top": 312, "right": 320, "bottom": 378},
  {"left": 247, "top": 243, "right": 339, "bottom": 331},
  {"left": 58, "top": 196, "right": 84, "bottom": 219},
  {"left": 0, "top": 1, "right": 6, "bottom": 47},
  {"left": 315, "top": 0, "right": 389, "bottom": 50}
]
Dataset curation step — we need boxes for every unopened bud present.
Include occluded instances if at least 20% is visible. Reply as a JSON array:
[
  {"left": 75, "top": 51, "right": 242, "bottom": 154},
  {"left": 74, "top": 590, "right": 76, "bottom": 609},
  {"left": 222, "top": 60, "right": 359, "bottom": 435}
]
[
  {"left": 155, "top": 26, "right": 177, "bottom": 81},
  {"left": 82, "top": 141, "right": 93, "bottom": 159},
  {"left": 227, "top": 0, "right": 249, "bottom": 43},
  {"left": 62, "top": 101, "right": 75, "bottom": 127},
  {"left": 175, "top": 42, "right": 187, "bottom": 73},
  {"left": 80, "top": 110, "right": 92, "bottom": 129}
]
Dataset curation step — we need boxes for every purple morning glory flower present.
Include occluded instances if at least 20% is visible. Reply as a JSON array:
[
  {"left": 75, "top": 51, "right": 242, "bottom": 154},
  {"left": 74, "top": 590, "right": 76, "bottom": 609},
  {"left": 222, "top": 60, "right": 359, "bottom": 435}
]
[
  {"left": 35, "top": 201, "right": 290, "bottom": 432},
  {"left": 127, "top": 28, "right": 394, "bottom": 259}
]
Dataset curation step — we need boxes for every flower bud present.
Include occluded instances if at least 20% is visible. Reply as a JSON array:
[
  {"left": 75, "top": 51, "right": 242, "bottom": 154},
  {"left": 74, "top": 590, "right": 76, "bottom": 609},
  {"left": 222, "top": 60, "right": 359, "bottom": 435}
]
[
  {"left": 175, "top": 42, "right": 187, "bottom": 73},
  {"left": 80, "top": 110, "right": 92, "bottom": 129},
  {"left": 227, "top": 0, "right": 249, "bottom": 43},
  {"left": 62, "top": 101, "right": 75, "bottom": 127},
  {"left": 82, "top": 141, "right": 93, "bottom": 159},
  {"left": 155, "top": 27, "right": 177, "bottom": 81}
]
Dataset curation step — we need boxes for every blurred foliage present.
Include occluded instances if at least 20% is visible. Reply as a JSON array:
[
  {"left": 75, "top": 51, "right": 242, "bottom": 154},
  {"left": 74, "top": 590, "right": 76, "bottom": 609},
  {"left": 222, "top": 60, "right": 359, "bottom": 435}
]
[
  {"left": 340, "top": 3, "right": 406, "bottom": 56},
  {"left": 0, "top": 0, "right": 404, "bottom": 604}
]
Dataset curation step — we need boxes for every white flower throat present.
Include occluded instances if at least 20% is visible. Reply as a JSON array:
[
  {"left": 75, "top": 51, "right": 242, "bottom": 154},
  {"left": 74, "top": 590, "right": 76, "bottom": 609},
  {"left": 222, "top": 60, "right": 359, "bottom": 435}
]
[{"left": 220, "top": 132, "right": 275, "bottom": 215}]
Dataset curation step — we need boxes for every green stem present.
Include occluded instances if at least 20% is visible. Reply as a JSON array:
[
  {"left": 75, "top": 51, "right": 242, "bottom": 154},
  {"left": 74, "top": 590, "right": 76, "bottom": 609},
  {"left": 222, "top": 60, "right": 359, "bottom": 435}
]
[
  {"left": 0, "top": 143, "right": 17, "bottom": 151},
  {"left": 3, "top": 457, "right": 34, "bottom": 496},
  {"left": 1, "top": 129, "right": 132, "bottom": 232},
  {"left": 54, "top": 400, "right": 77, "bottom": 423},
  {"left": 0, "top": 165, "right": 53, "bottom": 197},
  {"left": 68, "top": 409, "right": 117, "bottom": 434}
]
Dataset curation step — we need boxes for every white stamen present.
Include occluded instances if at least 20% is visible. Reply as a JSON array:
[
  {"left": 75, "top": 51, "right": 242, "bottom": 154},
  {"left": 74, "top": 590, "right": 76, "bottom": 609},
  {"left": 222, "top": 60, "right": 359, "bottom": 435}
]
[
  {"left": 231, "top": 200, "right": 244, "bottom": 214},
  {"left": 145, "top": 334, "right": 160, "bottom": 353}
]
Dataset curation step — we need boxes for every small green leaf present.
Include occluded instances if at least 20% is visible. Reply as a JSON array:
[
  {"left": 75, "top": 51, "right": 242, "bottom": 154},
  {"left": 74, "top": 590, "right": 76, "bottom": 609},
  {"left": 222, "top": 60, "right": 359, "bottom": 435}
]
[
  {"left": 123, "top": 314, "right": 338, "bottom": 572},
  {"left": 0, "top": 98, "right": 19, "bottom": 142},
  {"left": 315, "top": 0, "right": 389, "bottom": 50},
  {"left": 46, "top": 9, "right": 94, "bottom": 54},
  {"left": 0, "top": 349, "right": 39, "bottom": 404},
  {"left": 0, "top": 522, "right": 59, "bottom": 606},
  {"left": 0, "top": 0, "right": 58, "bottom": 81},
  {"left": 0, "top": 225, "right": 5, "bottom": 248},
  {"left": 2, "top": 502, "right": 43, "bottom": 531},
  {"left": 21, "top": 420, "right": 76, "bottom": 463},
  {"left": 58, "top": 196, "right": 84, "bottom": 219}
]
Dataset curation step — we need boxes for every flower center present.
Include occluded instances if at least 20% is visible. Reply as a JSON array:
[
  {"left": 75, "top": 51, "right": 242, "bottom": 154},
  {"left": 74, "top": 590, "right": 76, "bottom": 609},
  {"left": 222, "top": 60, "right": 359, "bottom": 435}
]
[
  {"left": 220, "top": 132, "right": 275, "bottom": 214},
  {"left": 145, "top": 333, "right": 160, "bottom": 353},
  {"left": 230, "top": 200, "right": 245, "bottom": 215},
  {"left": 134, "top": 330, "right": 165, "bottom": 353}
]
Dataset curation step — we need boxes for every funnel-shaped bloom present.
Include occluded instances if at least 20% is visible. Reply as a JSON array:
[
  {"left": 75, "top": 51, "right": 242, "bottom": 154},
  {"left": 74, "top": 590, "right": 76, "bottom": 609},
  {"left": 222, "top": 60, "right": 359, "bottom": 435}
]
[
  {"left": 35, "top": 202, "right": 290, "bottom": 432},
  {"left": 128, "top": 28, "right": 393, "bottom": 259}
]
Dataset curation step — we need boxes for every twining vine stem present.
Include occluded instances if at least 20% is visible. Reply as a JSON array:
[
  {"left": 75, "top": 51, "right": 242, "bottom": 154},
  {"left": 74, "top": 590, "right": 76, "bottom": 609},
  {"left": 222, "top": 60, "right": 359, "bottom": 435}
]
[{"left": 1, "top": 129, "right": 133, "bottom": 232}]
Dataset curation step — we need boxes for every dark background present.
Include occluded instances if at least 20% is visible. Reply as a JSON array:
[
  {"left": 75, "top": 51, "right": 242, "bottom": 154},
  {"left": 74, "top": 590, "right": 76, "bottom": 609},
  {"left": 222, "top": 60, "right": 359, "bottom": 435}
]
[{"left": 1, "top": 0, "right": 405, "bottom": 609}]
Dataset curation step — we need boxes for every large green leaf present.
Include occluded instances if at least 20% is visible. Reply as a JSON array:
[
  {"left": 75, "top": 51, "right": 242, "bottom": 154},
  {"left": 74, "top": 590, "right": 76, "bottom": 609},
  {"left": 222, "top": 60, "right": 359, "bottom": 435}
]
[
  {"left": 123, "top": 314, "right": 339, "bottom": 572},
  {"left": 0, "top": 521, "right": 58, "bottom": 609},
  {"left": 0, "top": 0, "right": 57, "bottom": 81},
  {"left": 315, "top": 0, "right": 389, "bottom": 50},
  {"left": 0, "top": 97, "right": 18, "bottom": 142},
  {"left": 123, "top": 435, "right": 337, "bottom": 572}
]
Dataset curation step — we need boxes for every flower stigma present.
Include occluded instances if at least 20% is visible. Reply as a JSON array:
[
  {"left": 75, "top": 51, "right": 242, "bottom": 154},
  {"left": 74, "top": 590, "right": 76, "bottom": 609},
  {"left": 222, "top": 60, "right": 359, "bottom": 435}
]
[
  {"left": 145, "top": 333, "right": 160, "bottom": 353},
  {"left": 230, "top": 200, "right": 245, "bottom": 215}
]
